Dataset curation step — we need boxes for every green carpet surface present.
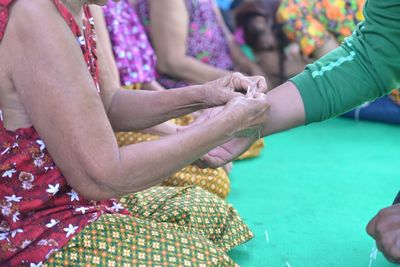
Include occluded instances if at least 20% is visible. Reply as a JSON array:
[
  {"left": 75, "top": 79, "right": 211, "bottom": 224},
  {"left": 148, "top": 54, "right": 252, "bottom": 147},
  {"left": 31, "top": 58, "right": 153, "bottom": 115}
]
[{"left": 228, "top": 118, "right": 399, "bottom": 267}]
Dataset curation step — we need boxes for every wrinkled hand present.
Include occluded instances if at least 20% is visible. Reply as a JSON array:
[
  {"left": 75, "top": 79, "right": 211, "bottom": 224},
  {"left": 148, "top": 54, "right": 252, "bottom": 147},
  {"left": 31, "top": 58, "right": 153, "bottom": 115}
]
[
  {"left": 225, "top": 90, "right": 269, "bottom": 137},
  {"left": 367, "top": 204, "right": 400, "bottom": 263},
  {"left": 195, "top": 136, "right": 257, "bottom": 168},
  {"left": 190, "top": 89, "right": 269, "bottom": 168},
  {"left": 203, "top": 72, "right": 268, "bottom": 108}
]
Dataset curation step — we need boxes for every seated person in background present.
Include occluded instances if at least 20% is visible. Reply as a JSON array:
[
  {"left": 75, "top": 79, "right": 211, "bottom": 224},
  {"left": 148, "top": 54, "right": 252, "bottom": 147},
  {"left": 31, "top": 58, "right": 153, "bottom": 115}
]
[
  {"left": 90, "top": 2, "right": 231, "bottom": 199},
  {"left": 0, "top": 0, "right": 269, "bottom": 265},
  {"left": 235, "top": 0, "right": 365, "bottom": 84},
  {"left": 135, "top": 0, "right": 266, "bottom": 158},
  {"left": 277, "top": 0, "right": 364, "bottom": 62},
  {"left": 236, "top": 0, "right": 400, "bottom": 124},
  {"left": 234, "top": 0, "right": 287, "bottom": 86},
  {"left": 135, "top": 0, "right": 266, "bottom": 89}
]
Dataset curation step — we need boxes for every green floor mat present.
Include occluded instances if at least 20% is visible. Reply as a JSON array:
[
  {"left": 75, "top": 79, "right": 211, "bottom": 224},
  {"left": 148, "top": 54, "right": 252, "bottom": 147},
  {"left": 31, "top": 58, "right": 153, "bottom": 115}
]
[{"left": 228, "top": 118, "right": 400, "bottom": 267}]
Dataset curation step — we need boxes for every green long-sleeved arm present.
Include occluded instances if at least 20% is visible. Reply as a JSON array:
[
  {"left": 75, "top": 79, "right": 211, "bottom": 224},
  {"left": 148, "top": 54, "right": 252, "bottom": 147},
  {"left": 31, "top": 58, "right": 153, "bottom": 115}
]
[{"left": 291, "top": 0, "right": 400, "bottom": 124}]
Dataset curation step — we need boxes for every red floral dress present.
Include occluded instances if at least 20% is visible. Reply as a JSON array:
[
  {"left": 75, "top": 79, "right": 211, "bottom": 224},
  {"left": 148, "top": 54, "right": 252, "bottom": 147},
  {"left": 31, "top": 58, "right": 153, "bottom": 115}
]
[{"left": 0, "top": 1, "right": 128, "bottom": 266}]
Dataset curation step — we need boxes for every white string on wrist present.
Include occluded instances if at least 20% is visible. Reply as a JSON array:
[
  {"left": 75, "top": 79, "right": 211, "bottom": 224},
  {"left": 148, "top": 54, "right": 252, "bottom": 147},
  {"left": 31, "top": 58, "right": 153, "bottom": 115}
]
[{"left": 246, "top": 83, "right": 257, "bottom": 98}]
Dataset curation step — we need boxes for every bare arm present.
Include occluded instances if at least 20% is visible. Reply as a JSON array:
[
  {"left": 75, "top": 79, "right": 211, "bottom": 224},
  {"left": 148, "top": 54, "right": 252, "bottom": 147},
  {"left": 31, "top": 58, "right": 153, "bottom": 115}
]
[
  {"left": 91, "top": 5, "right": 166, "bottom": 93},
  {"left": 91, "top": 5, "right": 227, "bottom": 132},
  {"left": 90, "top": 5, "right": 178, "bottom": 136},
  {"left": 103, "top": 83, "right": 236, "bottom": 131},
  {"left": 7, "top": 1, "right": 266, "bottom": 200},
  {"left": 261, "top": 82, "right": 305, "bottom": 135},
  {"left": 196, "top": 81, "right": 305, "bottom": 168},
  {"left": 90, "top": 9, "right": 242, "bottom": 131},
  {"left": 149, "top": 0, "right": 231, "bottom": 84}
]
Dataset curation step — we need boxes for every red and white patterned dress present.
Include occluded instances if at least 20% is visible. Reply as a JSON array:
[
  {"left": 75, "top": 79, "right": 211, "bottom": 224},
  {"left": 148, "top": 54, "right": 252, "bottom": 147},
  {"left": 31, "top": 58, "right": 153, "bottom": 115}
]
[{"left": 0, "top": 1, "right": 128, "bottom": 266}]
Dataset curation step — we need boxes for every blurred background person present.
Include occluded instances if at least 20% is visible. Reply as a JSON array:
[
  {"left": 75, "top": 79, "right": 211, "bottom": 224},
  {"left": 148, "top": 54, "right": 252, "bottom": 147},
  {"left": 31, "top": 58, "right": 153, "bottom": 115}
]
[
  {"left": 235, "top": 0, "right": 400, "bottom": 124},
  {"left": 135, "top": 0, "right": 265, "bottom": 88}
]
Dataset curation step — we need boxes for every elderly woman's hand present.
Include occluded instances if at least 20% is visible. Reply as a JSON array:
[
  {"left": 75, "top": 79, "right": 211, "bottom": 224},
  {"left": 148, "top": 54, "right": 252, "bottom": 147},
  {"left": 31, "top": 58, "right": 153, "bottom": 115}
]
[
  {"left": 195, "top": 137, "right": 258, "bottom": 169},
  {"left": 184, "top": 89, "right": 269, "bottom": 168},
  {"left": 202, "top": 72, "right": 268, "bottom": 108},
  {"left": 223, "top": 92, "right": 269, "bottom": 137}
]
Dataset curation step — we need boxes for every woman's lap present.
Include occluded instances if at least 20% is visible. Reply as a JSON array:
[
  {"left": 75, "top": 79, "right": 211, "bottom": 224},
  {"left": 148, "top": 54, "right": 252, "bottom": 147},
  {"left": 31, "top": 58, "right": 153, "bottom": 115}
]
[{"left": 44, "top": 186, "right": 253, "bottom": 266}]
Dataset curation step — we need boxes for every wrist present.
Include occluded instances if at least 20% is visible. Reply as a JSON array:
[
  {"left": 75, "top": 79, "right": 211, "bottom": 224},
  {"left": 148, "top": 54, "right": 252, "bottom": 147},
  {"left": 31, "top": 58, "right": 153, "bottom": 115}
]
[
  {"left": 199, "top": 82, "right": 217, "bottom": 108},
  {"left": 204, "top": 111, "right": 236, "bottom": 142},
  {"left": 214, "top": 108, "right": 241, "bottom": 139},
  {"left": 174, "top": 84, "right": 209, "bottom": 110}
]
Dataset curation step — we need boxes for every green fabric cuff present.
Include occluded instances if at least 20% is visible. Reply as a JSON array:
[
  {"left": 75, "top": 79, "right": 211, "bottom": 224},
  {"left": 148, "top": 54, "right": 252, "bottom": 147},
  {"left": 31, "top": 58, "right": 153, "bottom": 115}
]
[{"left": 290, "top": 71, "right": 322, "bottom": 125}]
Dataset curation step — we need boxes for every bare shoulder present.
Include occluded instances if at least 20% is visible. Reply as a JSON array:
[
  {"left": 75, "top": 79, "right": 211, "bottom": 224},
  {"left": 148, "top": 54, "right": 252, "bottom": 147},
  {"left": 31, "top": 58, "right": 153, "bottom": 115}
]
[
  {"left": 5, "top": 0, "right": 75, "bottom": 51},
  {"left": 7, "top": 0, "right": 59, "bottom": 29},
  {"left": 2, "top": 0, "right": 74, "bottom": 64},
  {"left": 0, "top": 0, "right": 61, "bottom": 129}
]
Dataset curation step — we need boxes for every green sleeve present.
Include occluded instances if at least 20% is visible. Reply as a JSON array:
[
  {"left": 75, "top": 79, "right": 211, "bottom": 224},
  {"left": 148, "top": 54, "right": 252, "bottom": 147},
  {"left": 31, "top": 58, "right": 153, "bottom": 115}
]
[{"left": 290, "top": 0, "right": 400, "bottom": 124}]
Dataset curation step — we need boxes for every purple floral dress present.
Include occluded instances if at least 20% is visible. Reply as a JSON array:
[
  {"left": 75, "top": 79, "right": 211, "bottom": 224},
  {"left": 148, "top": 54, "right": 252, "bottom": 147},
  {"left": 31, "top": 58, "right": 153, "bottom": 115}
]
[
  {"left": 135, "top": 0, "right": 234, "bottom": 89},
  {"left": 103, "top": 0, "right": 157, "bottom": 87}
]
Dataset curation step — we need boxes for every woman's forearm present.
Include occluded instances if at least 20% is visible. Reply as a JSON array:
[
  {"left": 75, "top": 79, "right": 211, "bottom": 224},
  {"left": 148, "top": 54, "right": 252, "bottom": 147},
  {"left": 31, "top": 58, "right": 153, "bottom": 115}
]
[
  {"left": 107, "top": 80, "right": 242, "bottom": 132},
  {"left": 261, "top": 82, "right": 305, "bottom": 136},
  {"left": 107, "top": 85, "right": 207, "bottom": 131},
  {"left": 86, "top": 114, "right": 234, "bottom": 200}
]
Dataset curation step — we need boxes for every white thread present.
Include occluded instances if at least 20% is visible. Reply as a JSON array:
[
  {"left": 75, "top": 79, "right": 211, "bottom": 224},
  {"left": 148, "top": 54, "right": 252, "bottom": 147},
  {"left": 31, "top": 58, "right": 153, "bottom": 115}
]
[
  {"left": 246, "top": 83, "right": 257, "bottom": 98},
  {"left": 286, "top": 261, "right": 292, "bottom": 267},
  {"left": 264, "top": 230, "right": 269, "bottom": 242},
  {"left": 368, "top": 244, "right": 378, "bottom": 267}
]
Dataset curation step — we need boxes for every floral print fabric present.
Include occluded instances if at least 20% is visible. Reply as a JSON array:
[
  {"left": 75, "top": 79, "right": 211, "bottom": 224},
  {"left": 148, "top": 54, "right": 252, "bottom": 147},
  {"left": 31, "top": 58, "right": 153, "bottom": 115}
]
[
  {"left": 390, "top": 89, "right": 400, "bottom": 106},
  {"left": 103, "top": 0, "right": 157, "bottom": 86},
  {"left": 277, "top": 0, "right": 365, "bottom": 56},
  {"left": 135, "top": 0, "right": 235, "bottom": 89},
  {"left": 0, "top": 1, "right": 128, "bottom": 266},
  {"left": 277, "top": 0, "right": 400, "bottom": 106},
  {"left": 45, "top": 186, "right": 253, "bottom": 267}
]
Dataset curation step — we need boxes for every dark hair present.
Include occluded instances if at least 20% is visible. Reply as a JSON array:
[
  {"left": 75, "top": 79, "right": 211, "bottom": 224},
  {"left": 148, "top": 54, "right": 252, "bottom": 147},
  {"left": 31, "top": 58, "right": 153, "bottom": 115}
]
[
  {"left": 235, "top": 0, "right": 288, "bottom": 83},
  {"left": 235, "top": 1, "right": 283, "bottom": 49}
]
